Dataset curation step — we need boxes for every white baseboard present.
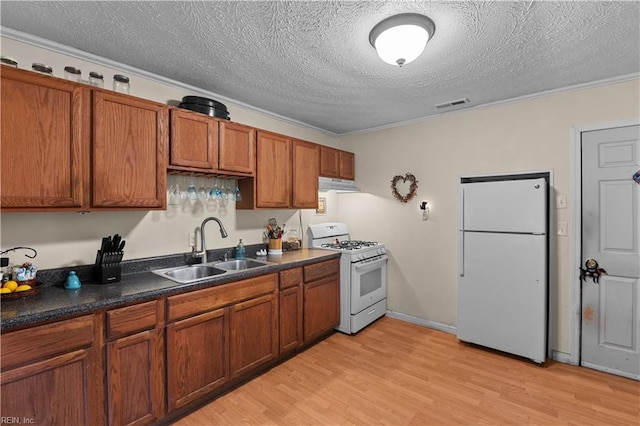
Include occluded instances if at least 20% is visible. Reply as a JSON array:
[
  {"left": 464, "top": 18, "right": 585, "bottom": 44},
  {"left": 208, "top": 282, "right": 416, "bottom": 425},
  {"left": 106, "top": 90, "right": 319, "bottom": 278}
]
[
  {"left": 386, "top": 310, "right": 574, "bottom": 366},
  {"left": 385, "top": 310, "right": 457, "bottom": 335},
  {"left": 551, "top": 350, "right": 574, "bottom": 365}
]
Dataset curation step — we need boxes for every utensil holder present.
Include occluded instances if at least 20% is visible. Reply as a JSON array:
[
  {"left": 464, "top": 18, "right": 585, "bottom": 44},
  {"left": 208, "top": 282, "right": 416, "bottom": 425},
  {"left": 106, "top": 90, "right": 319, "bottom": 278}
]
[{"left": 268, "top": 238, "right": 283, "bottom": 255}]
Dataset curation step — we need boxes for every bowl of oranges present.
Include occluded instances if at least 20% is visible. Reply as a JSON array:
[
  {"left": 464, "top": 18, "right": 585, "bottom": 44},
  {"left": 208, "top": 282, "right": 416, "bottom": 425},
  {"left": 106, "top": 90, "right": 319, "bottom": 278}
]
[{"left": 0, "top": 278, "right": 40, "bottom": 300}]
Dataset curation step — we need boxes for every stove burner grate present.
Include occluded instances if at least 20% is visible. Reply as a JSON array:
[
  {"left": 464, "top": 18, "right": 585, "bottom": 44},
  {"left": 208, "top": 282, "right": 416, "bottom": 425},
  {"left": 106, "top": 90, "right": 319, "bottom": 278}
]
[{"left": 321, "top": 240, "right": 379, "bottom": 251}]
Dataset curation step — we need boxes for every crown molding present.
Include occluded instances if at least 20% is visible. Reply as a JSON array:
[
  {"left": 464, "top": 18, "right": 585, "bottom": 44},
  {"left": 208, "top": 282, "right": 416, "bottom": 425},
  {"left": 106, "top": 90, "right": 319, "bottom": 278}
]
[{"left": 1, "top": 27, "right": 337, "bottom": 138}]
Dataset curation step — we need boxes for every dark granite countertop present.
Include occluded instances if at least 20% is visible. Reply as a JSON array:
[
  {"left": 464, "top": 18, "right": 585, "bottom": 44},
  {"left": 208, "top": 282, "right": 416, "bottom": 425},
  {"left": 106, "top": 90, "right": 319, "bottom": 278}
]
[{"left": 0, "top": 248, "right": 339, "bottom": 332}]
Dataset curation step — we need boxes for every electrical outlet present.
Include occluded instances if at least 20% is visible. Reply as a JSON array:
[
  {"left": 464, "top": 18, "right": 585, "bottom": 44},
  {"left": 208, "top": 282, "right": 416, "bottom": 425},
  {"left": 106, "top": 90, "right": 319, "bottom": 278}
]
[
  {"left": 188, "top": 233, "right": 196, "bottom": 248},
  {"left": 556, "top": 195, "right": 567, "bottom": 209},
  {"left": 557, "top": 222, "right": 568, "bottom": 236}
]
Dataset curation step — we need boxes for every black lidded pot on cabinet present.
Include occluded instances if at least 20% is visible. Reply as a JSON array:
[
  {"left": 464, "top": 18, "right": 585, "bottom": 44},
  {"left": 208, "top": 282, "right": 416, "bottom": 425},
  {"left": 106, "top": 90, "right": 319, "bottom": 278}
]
[{"left": 178, "top": 95, "right": 230, "bottom": 120}]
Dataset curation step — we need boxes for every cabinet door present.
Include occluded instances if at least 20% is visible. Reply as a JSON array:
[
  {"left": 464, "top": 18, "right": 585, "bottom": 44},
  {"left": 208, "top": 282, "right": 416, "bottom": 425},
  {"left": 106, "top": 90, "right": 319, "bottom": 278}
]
[
  {"left": 0, "top": 314, "right": 104, "bottom": 425},
  {"left": 92, "top": 91, "right": 167, "bottom": 209},
  {"left": 279, "top": 285, "right": 303, "bottom": 354},
  {"left": 279, "top": 268, "right": 303, "bottom": 354},
  {"left": 170, "top": 108, "right": 218, "bottom": 171},
  {"left": 1, "top": 348, "right": 100, "bottom": 425},
  {"left": 339, "top": 150, "right": 355, "bottom": 180},
  {"left": 1, "top": 67, "right": 90, "bottom": 210},
  {"left": 230, "top": 293, "right": 278, "bottom": 379},
  {"left": 219, "top": 121, "right": 255, "bottom": 175},
  {"left": 166, "top": 308, "right": 229, "bottom": 412},
  {"left": 107, "top": 329, "right": 165, "bottom": 426},
  {"left": 304, "top": 275, "right": 340, "bottom": 343},
  {"left": 292, "top": 140, "right": 319, "bottom": 209},
  {"left": 319, "top": 146, "right": 340, "bottom": 178},
  {"left": 256, "top": 131, "right": 292, "bottom": 208}
]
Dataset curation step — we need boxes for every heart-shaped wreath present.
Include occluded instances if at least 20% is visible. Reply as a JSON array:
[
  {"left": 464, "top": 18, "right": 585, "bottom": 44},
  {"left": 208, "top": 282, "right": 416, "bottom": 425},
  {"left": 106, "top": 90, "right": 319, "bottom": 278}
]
[{"left": 391, "top": 173, "right": 419, "bottom": 203}]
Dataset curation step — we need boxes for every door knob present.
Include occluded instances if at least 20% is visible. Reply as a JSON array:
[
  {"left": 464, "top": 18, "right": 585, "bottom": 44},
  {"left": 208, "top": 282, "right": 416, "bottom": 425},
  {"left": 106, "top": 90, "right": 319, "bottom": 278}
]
[{"left": 579, "top": 258, "right": 607, "bottom": 284}]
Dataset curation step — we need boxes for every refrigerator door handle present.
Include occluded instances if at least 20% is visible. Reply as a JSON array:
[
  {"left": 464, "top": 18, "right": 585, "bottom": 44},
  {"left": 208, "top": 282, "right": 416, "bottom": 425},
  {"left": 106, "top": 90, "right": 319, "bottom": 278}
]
[
  {"left": 458, "top": 231, "right": 464, "bottom": 277},
  {"left": 458, "top": 186, "right": 465, "bottom": 230}
]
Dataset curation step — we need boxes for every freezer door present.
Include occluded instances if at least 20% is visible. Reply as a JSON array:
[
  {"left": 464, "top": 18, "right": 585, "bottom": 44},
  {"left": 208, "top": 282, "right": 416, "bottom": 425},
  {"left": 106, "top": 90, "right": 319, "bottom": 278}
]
[
  {"left": 457, "top": 232, "right": 547, "bottom": 363},
  {"left": 459, "top": 178, "right": 547, "bottom": 233}
]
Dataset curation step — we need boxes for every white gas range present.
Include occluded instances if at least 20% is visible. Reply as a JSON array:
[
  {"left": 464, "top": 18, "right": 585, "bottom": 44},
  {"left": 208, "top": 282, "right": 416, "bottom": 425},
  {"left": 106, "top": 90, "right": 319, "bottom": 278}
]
[{"left": 308, "top": 223, "right": 388, "bottom": 334}]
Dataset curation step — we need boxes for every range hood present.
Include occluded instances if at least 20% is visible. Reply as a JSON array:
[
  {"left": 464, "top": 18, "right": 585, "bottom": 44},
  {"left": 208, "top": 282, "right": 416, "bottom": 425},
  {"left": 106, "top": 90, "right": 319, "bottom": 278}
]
[{"left": 318, "top": 176, "right": 361, "bottom": 193}]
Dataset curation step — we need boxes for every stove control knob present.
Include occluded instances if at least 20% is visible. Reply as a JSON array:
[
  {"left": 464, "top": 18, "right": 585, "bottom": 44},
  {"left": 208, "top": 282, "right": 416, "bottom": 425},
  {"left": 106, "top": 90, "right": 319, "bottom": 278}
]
[
  {"left": 359, "top": 254, "right": 365, "bottom": 260},
  {"left": 378, "top": 248, "right": 385, "bottom": 255}
]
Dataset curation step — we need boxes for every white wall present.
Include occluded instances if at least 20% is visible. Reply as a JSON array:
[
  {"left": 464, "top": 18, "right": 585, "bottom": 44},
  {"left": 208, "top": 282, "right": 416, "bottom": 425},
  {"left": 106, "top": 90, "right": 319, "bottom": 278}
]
[
  {"left": 337, "top": 79, "right": 640, "bottom": 355},
  {"left": 0, "top": 36, "right": 339, "bottom": 268}
]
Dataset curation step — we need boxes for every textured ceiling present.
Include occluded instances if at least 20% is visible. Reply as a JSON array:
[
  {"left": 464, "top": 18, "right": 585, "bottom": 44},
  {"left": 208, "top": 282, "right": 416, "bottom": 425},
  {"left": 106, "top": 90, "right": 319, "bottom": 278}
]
[{"left": 1, "top": 1, "right": 639, "bottom": 135}]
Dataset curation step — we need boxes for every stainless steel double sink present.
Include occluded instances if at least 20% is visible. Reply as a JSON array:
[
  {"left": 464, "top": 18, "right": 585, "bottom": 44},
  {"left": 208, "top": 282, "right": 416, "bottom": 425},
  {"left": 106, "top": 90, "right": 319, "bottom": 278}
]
[{"left": 152, "top": 258, "right": 273, "bottom": 284}]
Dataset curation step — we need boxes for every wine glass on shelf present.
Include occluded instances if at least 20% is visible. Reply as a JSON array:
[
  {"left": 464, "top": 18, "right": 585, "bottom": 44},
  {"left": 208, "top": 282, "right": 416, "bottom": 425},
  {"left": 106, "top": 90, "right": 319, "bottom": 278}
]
[
  {"left": 234, "top": 179, "right": 242, "bottom": 202},
  {"left": 197, "top": 177, "right": 208, "bottom": 200},
  {"left": 168, "top": 184, "right": 181, "bottom": 205},
  {"left": 186, "top": 180, "right": 197, "bottom": 200},
  {"left": 225, "top": 179, "right": 233, "bottom": 200},
  {"left": 219, "top": 179, "right": 229, "bottom": 207},
  {"left": 206, "top": 177, "right": 218, "bottom": 209},
  {"left": 214, "top": 178, "right": 223, "bottom": 199}
]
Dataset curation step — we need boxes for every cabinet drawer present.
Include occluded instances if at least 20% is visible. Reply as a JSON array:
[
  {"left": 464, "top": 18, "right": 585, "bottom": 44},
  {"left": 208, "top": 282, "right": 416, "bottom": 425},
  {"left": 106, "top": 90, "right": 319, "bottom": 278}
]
[
  {"left": 107, "top": 300, "right": 159, "bottom": 339},
  {"left": 279, "top": 267, "right": 302, "bottom": 289},
  {"left": 303, "top": 258, "right": 340, "bottom": 283},
  {"left": 167, "top": 274, "right": 277, "bottom": 322},
  {"left": 1, "top": 314, "right": 95, "bottom": 370}
]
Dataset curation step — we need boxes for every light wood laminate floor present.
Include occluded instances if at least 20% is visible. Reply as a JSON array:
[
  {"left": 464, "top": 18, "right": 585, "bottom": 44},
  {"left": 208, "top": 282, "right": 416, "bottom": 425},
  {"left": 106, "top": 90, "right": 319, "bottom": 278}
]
[{"left": 173, "top": 317, "right": 639, "bottom": 425}]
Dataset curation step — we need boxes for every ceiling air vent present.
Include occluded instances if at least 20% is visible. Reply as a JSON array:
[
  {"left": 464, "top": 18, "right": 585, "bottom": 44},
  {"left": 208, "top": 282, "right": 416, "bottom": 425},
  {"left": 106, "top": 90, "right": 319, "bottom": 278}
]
[{"left": 435, "top": 98, "right": 470, "bottom": 109}]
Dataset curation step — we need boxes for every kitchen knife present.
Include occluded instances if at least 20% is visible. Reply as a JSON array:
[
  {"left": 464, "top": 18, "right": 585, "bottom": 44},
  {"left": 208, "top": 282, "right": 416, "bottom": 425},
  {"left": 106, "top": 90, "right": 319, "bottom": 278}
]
[{"left": 111, "top": 234, "right": 121, "bottom": 252}]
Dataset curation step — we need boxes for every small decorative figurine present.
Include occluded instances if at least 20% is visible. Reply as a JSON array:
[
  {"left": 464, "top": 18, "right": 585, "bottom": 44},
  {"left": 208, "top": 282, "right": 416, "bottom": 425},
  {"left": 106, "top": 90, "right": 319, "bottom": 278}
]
[{"left": 579, "top": 258, "right": 607, "bottom": 284}]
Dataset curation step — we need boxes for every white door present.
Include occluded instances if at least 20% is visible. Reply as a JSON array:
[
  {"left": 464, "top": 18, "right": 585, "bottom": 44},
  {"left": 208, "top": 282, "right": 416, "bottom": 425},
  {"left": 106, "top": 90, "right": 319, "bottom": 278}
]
[{"left": 581, "top": 125, "right": 640, "bottom": 380}]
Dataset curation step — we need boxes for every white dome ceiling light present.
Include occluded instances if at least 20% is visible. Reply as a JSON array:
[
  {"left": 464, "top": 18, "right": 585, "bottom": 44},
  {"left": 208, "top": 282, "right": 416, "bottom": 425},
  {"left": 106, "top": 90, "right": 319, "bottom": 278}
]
[{"left": 369, "top": 13, "right": 436, "bottom": 67}]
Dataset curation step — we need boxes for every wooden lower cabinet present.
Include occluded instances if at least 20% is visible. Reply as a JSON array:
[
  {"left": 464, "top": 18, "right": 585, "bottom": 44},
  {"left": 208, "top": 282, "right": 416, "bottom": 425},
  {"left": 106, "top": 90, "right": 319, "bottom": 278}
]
[
  {"left": 0, "top": 258, "right": 340, "bottom": 424},
  {"left": 0, "top": 314, "right": 105, "bottom": 425},
  {"left": 279, "top": 267, "right": 304, "bottom": 354},
  {"left": 303, "top": 259, "right": 340, "bottom": 343},
  {"left": 166, "top": 308, "right": 229, "bottom": 412},
  {"left": 230, "top": 293, "right": 278, "bottom": 379},
  {"left": 165, "top": 272, "right": 278, "bottom": 414},
  {"left": 106, "top": 301, "right": 165, "bottom": 426}
]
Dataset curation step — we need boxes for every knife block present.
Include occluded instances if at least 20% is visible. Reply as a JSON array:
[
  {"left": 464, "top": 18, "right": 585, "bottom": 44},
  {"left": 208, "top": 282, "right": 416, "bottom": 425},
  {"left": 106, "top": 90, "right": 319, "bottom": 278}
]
[{"left": 95, "top": 264, "right": 121, "bottom": 284}]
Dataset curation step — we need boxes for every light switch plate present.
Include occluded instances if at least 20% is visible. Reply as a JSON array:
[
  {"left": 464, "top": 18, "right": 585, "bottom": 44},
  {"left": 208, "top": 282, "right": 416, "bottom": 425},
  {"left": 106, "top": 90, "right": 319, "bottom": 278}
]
[
  {"left": 556, "top": 195, "right": 567, "bottom": 209},
  {"left": 557, "top": 222, "right": 568, "bottom": 236}
]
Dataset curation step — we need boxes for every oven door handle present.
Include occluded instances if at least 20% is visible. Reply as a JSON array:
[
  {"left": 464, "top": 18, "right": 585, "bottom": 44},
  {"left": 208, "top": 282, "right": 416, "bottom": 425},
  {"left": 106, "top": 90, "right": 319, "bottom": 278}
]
[{"left": 354, "top": 255, "right": 388, "bottom": 269}]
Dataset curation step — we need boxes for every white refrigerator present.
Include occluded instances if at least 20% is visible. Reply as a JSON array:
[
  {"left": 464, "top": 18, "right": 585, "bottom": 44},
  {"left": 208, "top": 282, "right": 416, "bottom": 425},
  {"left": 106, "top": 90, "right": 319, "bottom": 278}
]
[{"left": 457, "top": 176, "right": 548, "bottom": 363}]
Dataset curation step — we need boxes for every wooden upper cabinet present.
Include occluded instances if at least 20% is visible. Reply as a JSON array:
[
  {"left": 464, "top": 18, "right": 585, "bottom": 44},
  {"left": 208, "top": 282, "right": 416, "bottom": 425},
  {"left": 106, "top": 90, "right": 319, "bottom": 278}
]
[
  {"left": 292, "top": 140, "right": 319, "bottom": 209},
  {"left": 170, "top": 107, "right": 218, "bottom": 171},
  {"left": 0, "top": 67, "right": 167, "bottom": 211},
  {"left": 320, "top": 146, "right": 355, "bottom": 180},
  {"left": 255, "top": 130, "right": 292, "bottom": 208},
  {"left": 92, "top": 91, "right": 167, "bottom": 209},
  {"left": 339, "top": 150, "right": 355, "bottom": 180},
  {"left": 238, "top": 133, "right": 320, "bottom": 210},
  {"left": 219, "top": 121, "right": 255, "bottom": 175},
  {"left": 0, "top": 66, "right": 90, "bottom": 210},
  {"left": 168, "top": 110, "right": 255, "bottom": 176},
  {"left": 319, "top": 146, "right": 340, "bottom": 178}
]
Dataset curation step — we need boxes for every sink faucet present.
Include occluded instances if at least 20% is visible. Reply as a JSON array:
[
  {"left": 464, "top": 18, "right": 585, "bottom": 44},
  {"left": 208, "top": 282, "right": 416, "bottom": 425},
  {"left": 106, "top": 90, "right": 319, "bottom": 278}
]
[{"left": 195, "top": 217, "right": 228, "bottom": 263}]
